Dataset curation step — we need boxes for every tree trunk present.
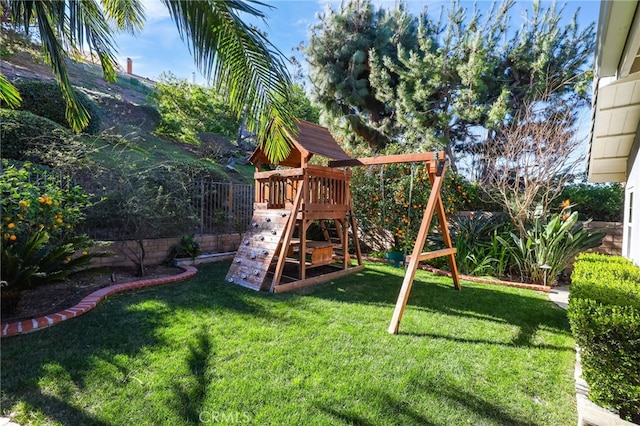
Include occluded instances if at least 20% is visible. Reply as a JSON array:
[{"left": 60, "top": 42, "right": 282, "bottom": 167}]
[
  {"left": 445, "top": 144, "right": 458, "bottom": 174},
  {"left": 135, "top": 240, "right": 146, "bottom": 277}
]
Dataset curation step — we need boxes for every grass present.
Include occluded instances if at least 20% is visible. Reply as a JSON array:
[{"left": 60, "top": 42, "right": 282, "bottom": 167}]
[{"left": 1, "top": 261, "right": 576, "bottom": 425}]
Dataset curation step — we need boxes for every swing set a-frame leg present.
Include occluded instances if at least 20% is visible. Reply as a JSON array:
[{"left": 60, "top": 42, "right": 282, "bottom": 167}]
[{"left": 388, "top": 160, "right": 460, "bottom": 335}]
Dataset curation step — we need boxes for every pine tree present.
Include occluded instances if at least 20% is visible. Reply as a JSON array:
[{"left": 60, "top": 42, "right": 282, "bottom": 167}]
[
  {"left": 304, "top": 0, "right": 418, "bottom": 150},
  {"left": 306, "top": 0, "right": 595, "bottom": 172}
]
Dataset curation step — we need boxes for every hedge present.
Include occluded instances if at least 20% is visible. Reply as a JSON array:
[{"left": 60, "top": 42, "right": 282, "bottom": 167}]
[
  {"left": 568, "top": 253, "right": 640, "bottom": 423},
  {"left": 13, "top": 81, "right": 101, "bottom": 134},
  {"left": 0, "top": 109, "right": 70, "bottom": 159}
]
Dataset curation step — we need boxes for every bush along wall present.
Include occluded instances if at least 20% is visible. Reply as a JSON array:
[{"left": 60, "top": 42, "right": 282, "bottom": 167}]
[
  {"left": 567, "top": 253, "right": 640, "bottom": 423},
  {"left": 12, "top": 81, "right": 101, "bottom": 134}
]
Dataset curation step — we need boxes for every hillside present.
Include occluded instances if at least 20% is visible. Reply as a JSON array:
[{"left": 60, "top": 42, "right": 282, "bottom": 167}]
[{"left": 1, "top": 32, "right": 255, "bottom": 184}]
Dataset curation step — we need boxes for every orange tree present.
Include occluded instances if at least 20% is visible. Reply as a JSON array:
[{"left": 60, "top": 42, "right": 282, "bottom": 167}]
[
  {"left": 1, "top": 161, "right": 103, "bottom": 303},
  {"left": 350, "top": 163, "right": 479, "bottom": 252}
]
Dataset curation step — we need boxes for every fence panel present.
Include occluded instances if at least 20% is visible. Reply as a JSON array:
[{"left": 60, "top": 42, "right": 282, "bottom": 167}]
[{"left": 189, "top": 181, "right": 254, "bottom": 235}]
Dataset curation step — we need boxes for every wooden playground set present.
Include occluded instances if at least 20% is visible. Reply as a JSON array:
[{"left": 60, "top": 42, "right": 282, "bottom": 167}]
[{"left": 225, "top": 120, "right": 460, "bottom": 333}]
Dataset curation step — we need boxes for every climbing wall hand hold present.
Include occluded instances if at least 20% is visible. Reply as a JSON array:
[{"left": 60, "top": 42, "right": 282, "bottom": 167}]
[
  {"left": 244, "top": 240, "right": 249, "bottom": 245},
  {"left": 281, "top": 213, "right": 287, "bottom": 217},
  {"left": 252, "top": 222, "right": 258, "bottom": 228},
  {"left": 227, "top": 277, "right": 234, "bottom": 283},
  {"left": 241, "top": 274, "right": 247, "bottom": 279},
  {"left": 250, "top": 253, "right": 256, "bottom": 259},
  {"left": 257, "top": 236, "right": 265, "bottom": 241},
  {"left": 253, "top": 269, "right": 259, "bottom": 276},
  {"left": 235, "top": 258, "right": 241, "bottom": 263},
  {"left": 265, "top": 217, "right": 271, "bottom": 222},
  {"left": 262, "top": 250, "right": 268, "bottom": 255},
  {"left": 271, "top": 230, "right": 277, "bottom": 235}
]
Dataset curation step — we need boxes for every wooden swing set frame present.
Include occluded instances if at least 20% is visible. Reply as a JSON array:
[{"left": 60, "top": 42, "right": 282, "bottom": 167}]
[
  {"left": 227, "top": 120, "right": 459, "bottom": 334},
  {"left": 329, "top": 151, "right": 461, "bottom": 334}
]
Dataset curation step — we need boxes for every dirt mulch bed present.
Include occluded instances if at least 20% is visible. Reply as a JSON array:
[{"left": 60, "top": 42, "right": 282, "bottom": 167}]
[{"left": 1, "top": 266, "right": 183, "bottom": 323}]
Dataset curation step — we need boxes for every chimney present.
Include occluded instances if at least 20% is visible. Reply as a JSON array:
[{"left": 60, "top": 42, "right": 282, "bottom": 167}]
[{"left": 126, "top": 58, "right": 132, "bottom": 74}]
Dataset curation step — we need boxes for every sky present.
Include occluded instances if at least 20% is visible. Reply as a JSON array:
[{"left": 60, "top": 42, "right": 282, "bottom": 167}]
[{"left": 112, "top": 0, "right": 603, "bottom": 84}]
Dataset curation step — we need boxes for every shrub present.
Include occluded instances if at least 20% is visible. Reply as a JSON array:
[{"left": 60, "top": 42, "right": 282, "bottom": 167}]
[
  {"left": 165, "top": 234, "right": 202, "bottom": 264},
  {"left": 0, "top": 109, "right": 68, "bottom": 157},
  {"left": 496, "top": 203, "right": 605, "bottom": 284},
  {"left": 560, "top": 183, "right": 624, "bottom": 222},
  {"left": 350, "top": 164, "right": 480, "bottom": 252},
  {"left": 12, "top": 81, "right": 101, "bottom": 134},
  {"left": 435, "top": 212, "right": 513, "bottom": 276},
  {"left": 568, "top": 253, "right": 640, "bottom": 422},
  {"left": 150, "top": 72, "right": 240, "bottom": 144},
  {"left": 0, "top": 109, "right": 97, "bottom": 173},
  {"left": 0, "top": 161, "right": 104, "bottom": 306}
]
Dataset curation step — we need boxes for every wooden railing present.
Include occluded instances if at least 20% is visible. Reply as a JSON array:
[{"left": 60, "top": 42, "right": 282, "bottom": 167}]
[{"left": 254, "top": 165, "right": 350, "bottom": 212}]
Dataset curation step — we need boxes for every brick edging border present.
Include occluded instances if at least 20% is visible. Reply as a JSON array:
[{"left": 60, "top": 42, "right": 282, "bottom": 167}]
[
  {"left": 364, "top": 256, "right": 550, "bottom": 292},
  {"left": 1, "top": 266, "right": 198, "bottom": 338}
]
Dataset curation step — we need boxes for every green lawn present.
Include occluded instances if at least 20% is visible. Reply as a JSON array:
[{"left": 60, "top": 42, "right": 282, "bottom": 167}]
[{"left": 1, "top": 262, "right": 576, "bottom": 425}]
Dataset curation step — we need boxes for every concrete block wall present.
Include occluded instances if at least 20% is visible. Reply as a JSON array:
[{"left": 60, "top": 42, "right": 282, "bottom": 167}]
[
  {"left": 586, "top": 221, "right": 623, "bottom": 256},
  {"left": 91, "top": 233, "right": 243, "bottom": 268}
]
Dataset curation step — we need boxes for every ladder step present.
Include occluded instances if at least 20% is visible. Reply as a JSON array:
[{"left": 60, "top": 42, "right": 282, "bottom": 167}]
[{"left": 406, "top": 248, "right": 457, "bottom": 263}]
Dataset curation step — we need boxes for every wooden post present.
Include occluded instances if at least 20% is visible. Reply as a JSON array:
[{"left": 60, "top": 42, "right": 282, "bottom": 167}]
[
  {"left": 345, "top": 183, "right": 363, "bottom": 266},
  {"left": 300, "top": 219, "right": 309, "bottom": 280},
  {"left": 388, "top": 159, "right": 458, "bottom": 334},
  {"left": 427, "top": 165, "right": 461, "bottom": 291},
  {"left": 340, "top": 219, "right": 350, "bottom": 269}
]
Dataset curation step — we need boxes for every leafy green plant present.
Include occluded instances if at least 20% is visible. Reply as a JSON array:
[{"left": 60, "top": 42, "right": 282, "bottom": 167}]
[
  {"left": 165, "top": 234, "right": 202, "bottom": 264},
  {"left": 430, "top": 212, "right": 512, "bottom": 276},
  {"left": 0, "top": 161, "right": 105, "bottom": 310},
  {"left": 0, "top": 109, "right": 98, "bottom": 173},
  {"left": 497, "top": 204, "right": 605, "bottom": 284},
  {"left": 568, "top": 254, "right": 640, "bottom": 423},
  {"left": 12, "top": 81, "right": 101, "bottom": 134},
  {"left": 2, "top": 230, "right": 95, "bottom": 291},
  {"left": 560, "top": 182, "right": 624, "bottom": 222},
  {"left": 150, "top": 72, "right": 240, "bottom": 144}
]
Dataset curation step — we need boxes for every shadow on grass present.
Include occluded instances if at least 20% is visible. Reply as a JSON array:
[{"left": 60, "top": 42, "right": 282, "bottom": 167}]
[
  {"left": 0, "top": 261, "right": 570, "bottom": 424},
  {"left": 170, "top": 327, "right": 213, "bottom": 425},
  {"left": 316, "top": 390, "right": 439, "bottom": 426},
  {"left": 315, "top": 379, "right": 534, "bottom": 426},
  {"left": 7, "top": 390, "right": 110, "bottom": 426},
  {"left": 410, "top": 375, "right": 537, "bottom": 426},
  {"left": 306, "top": 262, "right": 572, "bottom": 350},
  {"left": 0, "top": 261, "right": 289, "bottom": 424}
]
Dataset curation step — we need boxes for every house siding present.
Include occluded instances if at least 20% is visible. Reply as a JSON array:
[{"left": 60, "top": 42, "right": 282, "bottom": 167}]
[{"left": 624, "top": 136, "right": 640, "bottom": 264}]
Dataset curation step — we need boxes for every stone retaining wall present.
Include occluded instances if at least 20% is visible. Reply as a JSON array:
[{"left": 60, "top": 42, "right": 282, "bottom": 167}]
[{"left": 91, "top": 233, "right": 243, "bottom": 268}]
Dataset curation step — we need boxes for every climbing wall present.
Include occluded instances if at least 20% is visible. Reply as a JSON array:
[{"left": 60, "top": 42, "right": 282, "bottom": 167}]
[{"left": 225, "top": 209, "right": 293, "bottom": 291}]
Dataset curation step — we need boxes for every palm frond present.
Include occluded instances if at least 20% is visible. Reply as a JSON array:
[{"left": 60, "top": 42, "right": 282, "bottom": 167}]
[
  {"left": 0, "top": 74, "right": 22, "bottom": 108},
  {"left": 32, "top": 1, "right": 91, "bottom": 131},
  {"left": 101, "top": 0, "right": 145, "bottom": 34},
  {"left": 162, "top": 0, "right": 296, "bottom": 163}
]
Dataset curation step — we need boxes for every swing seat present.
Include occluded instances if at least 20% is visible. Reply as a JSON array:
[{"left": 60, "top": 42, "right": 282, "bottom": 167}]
[{"left": 386, "top": 251, "right": 405, "bottom": 268}]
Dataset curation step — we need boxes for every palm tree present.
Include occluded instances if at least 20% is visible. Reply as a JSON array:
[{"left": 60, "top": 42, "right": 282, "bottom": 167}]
[{"left": 1, "top": 0, "right": 294, "bottom": 161}]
